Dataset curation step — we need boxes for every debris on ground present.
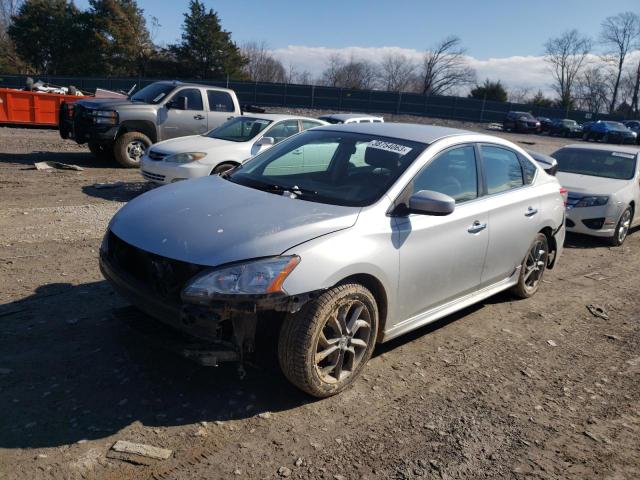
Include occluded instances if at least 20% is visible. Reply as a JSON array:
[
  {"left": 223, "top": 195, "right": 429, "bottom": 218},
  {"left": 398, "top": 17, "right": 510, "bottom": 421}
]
[
  {"left": 587, "top": 304, "right": 609, "bottom": 320},
  {"left": 107, "top": 440, "right": 172, "bottom": 465},
  {"left": 277, "top": 466, "right": 292, "bottom": 477},
  {"left": 257, "top": 411, "right": 272, "bottom": 419},
  {"left": 486, "top": 123, "right": 503, "bottom": 131},
  {"left": 34, "top": 161, "right": 84, "bottom": 171},
  {"left": 547, "top": 340, "right": 557, "bottom": 347},
  {"left": 584, "top": 431, "right": 600, "bottom": 442},
  {"left": 605, "top": 334, "right": 622, "bottom": 341},
  {"left": 584, "top": 272, "right": 610, "bottom": 281}
]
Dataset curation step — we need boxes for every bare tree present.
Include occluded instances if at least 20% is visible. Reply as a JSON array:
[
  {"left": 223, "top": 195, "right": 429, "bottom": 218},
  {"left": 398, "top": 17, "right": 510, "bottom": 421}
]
[
  {"left": 241, "top": 40, "right": 286, "bottom": 83},
  {"left": 628, "top": 58, "right": 640, "bottom": 117},
  {"left": 544, "top": 29, "right": 592, "bottom": 109},
  {"left": 508, "top": 86, "right": 532, "bottom": 104},
  {"left": 575, "top": 65, "right": 611, "bottom": 113},
  {"left": 0, "top": 0, "right": 23, "bottom": 71},
  {"left": 600, "top": 12, "right": 640, "bottom": 113},
  {"left": 379, "top": 53, "right": 416, "bottom": 92},
  {"left": 321, "top": 54, "right": 378, "bottom": 90},
  {"left": 420, "top": 36, "right": 476, "bottom": 96},
  {"left": 285, "top": 62, "right": 313, "bottom": 85}
]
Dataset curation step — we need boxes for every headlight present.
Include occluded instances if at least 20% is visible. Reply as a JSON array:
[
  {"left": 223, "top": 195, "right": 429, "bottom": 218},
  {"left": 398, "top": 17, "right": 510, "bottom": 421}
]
[
  {"left": 90, "top": 110, "right": 118, "bottom": 125},
  {"left": 574, "top": 196, "right": 609, "bottom": 208},
  {"left": 182, "top": 256, "right": 300, "bottom": 302},
  {"left": 164, "top": 152, "right": 207, "bottom": 163}
]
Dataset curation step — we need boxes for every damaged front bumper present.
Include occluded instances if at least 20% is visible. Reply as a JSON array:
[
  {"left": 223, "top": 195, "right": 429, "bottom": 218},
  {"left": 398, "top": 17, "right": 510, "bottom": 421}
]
[{"left": 99, "top": 250, "right": 319, "bottom": 366}]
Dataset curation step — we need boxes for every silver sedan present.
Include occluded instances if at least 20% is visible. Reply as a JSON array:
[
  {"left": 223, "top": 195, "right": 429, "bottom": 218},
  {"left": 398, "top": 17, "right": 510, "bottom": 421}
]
[{"left": 100, "top": 123, "right": 566, "bottom": 397}]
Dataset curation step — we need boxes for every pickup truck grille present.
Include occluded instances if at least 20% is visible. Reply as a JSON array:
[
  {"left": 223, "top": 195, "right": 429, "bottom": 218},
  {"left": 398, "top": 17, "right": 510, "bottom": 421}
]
[{"left": 148, "top": 150, "right": 167, "bottom": 161}]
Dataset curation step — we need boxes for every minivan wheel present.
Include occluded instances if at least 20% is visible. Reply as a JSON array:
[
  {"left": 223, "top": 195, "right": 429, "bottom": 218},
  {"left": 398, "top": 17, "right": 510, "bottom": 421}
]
[
  {"left": 113, "top": 132, "right": 151, "bottom": 168},
  {"left": 512, "top": 233, "right": 549, "bottom": 299},
  {"left": 278, "top": 283, "right": 378, "bottom": 398},
  {"left": 609, "top": 207, "right": 632, "bottom": 246}
]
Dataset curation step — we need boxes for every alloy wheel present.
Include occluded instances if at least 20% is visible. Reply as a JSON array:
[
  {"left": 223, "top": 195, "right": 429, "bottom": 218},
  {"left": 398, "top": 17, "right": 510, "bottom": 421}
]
[
  {"left": 618, "top": 209, "right": 632, "bottom": 244},
  {"left": 523, "top": 239, "right": 548, "bottom": 291},
  {"left": 314, "top": 300, "right": 372, "bottom": 384}
]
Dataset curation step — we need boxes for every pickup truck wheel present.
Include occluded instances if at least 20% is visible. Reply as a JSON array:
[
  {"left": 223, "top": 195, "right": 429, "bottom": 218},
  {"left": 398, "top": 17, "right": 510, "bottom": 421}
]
[
  {"left": 278, "top": 283, "right": 378, "bottom": 398},
  {"left": 511, "top": 233, "right": 549, "bottom": 299},
  {"left": 88, "top": 142, "right": 112, "bottom": 159},
  {"left": 113, "top": 132, "right": 151, "bottom": 168},
  {"left": 609, "top": 207, "right": 632, "bottom": 246}
]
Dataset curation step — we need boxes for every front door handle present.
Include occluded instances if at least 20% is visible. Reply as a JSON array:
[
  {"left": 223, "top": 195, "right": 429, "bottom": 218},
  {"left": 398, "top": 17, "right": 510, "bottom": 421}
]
[
  {"left": 468, "top": 220, "right": 487, "bottom": 234},
  {"left": 194, "top": 114, "right": 205, "bottom": 120},
  {"left": 525, "top": 207, "right": 538, "bottom": 217}
]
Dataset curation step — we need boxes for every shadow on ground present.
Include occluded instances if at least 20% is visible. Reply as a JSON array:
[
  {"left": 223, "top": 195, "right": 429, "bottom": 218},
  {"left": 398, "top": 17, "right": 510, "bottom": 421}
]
[
  {"left": 0, "top": 278, "right": 499, "bottom": 451},
  {"left": 564, "top": 228, "right": 640, "bottom": 249},
  {"left": 82, "top": 181, "right": 156, "bottom": 202}
]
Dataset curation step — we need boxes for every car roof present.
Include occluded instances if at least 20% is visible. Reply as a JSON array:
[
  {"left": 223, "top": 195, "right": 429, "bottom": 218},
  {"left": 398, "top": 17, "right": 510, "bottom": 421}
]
[
  {"left": 313, "top": 122, "right": 470, "bottom": 143},
  {"left": 239, "top": 113, "right": 327, "bottom": 123},
  {"left": 559, "top": 143, "right": 640, "bottom": 155},
  {"left": 153, "top": 80, "right": 235, "bottom": 94},
  {"left": 318, "top": 113, "right": 383, "bottom": 121}
]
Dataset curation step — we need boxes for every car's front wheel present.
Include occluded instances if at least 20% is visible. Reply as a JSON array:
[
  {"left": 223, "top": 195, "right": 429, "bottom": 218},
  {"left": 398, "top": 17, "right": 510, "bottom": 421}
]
[
  {"left": 610, "top": 207, "right": 632, "bottom": 246},
  {"left": 511, "top": 233, "right": 549, "bottom": 299},
  {"left": 278, "top": 283, "right": 378, "bottom": 398}
]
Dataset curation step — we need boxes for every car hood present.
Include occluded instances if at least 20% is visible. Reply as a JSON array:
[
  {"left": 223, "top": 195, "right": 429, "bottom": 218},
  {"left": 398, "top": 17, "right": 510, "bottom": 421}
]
[
  {"left": 75, "top": 98, "right": 143, "bottom": 110},
  {"left": 556, "top": 172, "right": 628, "bottom": 195},
  {"left": 152, "top": 135, "right": 241, "bottom": 155},
  {"left": 109, "top": 176, "right": 360, "bottom": 266}
]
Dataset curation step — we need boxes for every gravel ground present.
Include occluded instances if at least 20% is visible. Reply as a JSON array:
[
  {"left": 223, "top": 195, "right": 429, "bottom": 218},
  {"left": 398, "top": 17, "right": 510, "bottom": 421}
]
[{"left": 0, "top": 118, "right": 639, "bottom": 480}]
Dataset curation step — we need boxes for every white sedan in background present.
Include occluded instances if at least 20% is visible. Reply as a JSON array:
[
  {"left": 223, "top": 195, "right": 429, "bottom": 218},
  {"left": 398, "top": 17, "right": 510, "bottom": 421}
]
[
  {"left": 552, "top": 143, "right": 640, "bottom": 245},
  {"left": 140, "top": 114, "right": 327, "bottom": 184}
]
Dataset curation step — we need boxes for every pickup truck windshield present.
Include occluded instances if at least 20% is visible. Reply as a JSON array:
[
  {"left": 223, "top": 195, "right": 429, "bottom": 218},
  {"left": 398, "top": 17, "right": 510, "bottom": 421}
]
[
  {"left": 130, "top": 83, "right": 176, "bottom": 104},
  {"left": 207, "top": 117, "right": 271, "bottom": 142},
  {"left": 226, "top": 130, "right": 427, "bottom": 207},
  {"left": 553, "top": 147, "right": 637, "bottom": 180}
]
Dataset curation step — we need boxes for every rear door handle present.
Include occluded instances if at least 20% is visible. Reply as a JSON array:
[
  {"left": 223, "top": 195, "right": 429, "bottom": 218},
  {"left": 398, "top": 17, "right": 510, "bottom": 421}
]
[
  {"left": 194, "top": 114, "right": 205, "bottom": 120},
  {"left": 525, "top": 207, "right": 538, "bottom": 217},
  {"left": 468, "top": 221, "right": 487, "bottom": 234}
]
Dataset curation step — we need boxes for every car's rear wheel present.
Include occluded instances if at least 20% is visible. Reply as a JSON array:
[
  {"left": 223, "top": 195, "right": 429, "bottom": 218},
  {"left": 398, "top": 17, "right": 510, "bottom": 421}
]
[
  {"left": 609, "top": 207, "right": 632, "bottom": 246},
  {"left": 113, "top": 132, "right": 151, "bottom": 168},
  {"left": 511, "top": 233, "right": 549, "bottom": 299},
  {"left": 278, "top": 283, "right": 378, "bottom": 398}
]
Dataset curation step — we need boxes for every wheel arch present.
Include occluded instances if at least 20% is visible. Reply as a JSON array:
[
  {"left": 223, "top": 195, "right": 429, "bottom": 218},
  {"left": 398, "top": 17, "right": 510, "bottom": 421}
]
[
  {"left": 539, "top": 226, "right": 557, "bottom": 269},
  {"left": 335, "top": 273, "right": 388, "bottom": 343},
  {"left": 118, "top": 120, "right": 157, "bottom": 143},
  {"left": 209, "top": 160, "right": 241, "bottom": 175}
]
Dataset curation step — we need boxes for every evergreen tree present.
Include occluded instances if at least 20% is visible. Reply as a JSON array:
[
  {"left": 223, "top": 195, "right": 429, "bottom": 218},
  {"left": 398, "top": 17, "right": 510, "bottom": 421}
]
[
  {"left": 89, "top": 0, "right": 155, "bottom": 76},
  {"left": 469, "top": 79, "right": 508, "bottom": 102},
  {"left": 172, "top": 0, "right": 245, "bottom": 79}
]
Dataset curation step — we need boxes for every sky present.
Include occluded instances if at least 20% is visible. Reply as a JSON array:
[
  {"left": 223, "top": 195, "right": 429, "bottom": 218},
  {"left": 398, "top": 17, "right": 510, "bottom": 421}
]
[{"left": 75, "top": 0, "right": 640, "bottom": 92}]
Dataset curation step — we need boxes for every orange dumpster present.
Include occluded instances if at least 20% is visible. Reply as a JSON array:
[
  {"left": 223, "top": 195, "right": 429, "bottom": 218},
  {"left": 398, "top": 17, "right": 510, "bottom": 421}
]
[{"left": 0, "top": 88, "right": 84, "bottom": 127}]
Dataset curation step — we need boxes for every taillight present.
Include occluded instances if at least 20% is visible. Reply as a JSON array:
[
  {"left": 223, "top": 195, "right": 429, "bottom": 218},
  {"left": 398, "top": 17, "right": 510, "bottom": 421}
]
[{"left": 559, "top": 187, "right": 568, "bottom": 206}]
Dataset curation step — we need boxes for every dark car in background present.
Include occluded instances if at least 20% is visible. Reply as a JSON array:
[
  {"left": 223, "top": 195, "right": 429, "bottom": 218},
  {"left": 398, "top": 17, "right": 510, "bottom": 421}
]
[
  {"left": 623, "top": 120, "right": 640, "bottom": 144},
  {"left": 536, "top": 116, "right": 554, "bottom": 133},
  {"left": 584, "top": 121, "right": 637, "bottom": 144},
  {"left": 503, "top": 111, "right": 541, "bottom": 133},
  {"left": 549, "top": 118, "right": 583, "bottom": 138}
]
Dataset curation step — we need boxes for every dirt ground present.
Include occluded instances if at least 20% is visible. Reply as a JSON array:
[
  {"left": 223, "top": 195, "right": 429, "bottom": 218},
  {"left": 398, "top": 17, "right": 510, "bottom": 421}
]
[{"left": 0, "top": 117, "right": 639, "bottom": 480}]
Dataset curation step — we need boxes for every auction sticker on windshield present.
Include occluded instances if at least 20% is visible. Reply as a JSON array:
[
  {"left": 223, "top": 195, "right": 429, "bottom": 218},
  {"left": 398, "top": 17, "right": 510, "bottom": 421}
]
[
  {"left": 368, "top": 140, "right": 413, "bottom": 155},
  {"left": 612, "top": 152, "right": 635, "bottom": 159}
]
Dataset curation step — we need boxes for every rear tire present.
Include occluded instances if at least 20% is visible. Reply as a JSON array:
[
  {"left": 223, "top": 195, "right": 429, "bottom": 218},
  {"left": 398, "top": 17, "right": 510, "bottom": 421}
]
[
  {"left": 511, "top": 233, "right": 549, "bottom": 299},
  {"left": 113, "top": 132, "right": 151, "bottom": 168},
  {"left": 609, "top": 207, "right": 632, "bottom": 246},
  {"left": 278, "top": 283, "right": 378, "bottom": 398}
]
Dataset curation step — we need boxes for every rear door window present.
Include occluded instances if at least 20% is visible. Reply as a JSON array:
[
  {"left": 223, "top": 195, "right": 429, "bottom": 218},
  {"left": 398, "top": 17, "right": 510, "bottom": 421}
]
[
  {"left": 480, "top": 145, "right": 524, "bottom": 194},
  {"left": 207, "top": 91, "right": 235, "bottom": 112}
]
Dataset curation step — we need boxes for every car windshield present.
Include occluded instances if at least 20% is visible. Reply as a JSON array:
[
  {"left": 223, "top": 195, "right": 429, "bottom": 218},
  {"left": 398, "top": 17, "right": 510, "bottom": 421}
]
[
  {"left": 130, "top": 83, "right": 176, "bottom": 104},
  {"left": 225, "top": 130, "right": 427, "bottom": 207},
  {"left": 552, "top": 147, "right": 637, "bottom": 180},
  {"left": 604, "top": 121, "right": 626, "bottom": 131},
  {"left": 207, "top": 117, "right": 272, "bottom": 142}
]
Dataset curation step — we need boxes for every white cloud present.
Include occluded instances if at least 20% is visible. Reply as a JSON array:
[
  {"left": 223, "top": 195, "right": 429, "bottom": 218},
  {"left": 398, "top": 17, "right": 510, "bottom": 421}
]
[{"left": 271, "top": 45, "right": 640, "bottom": 97}]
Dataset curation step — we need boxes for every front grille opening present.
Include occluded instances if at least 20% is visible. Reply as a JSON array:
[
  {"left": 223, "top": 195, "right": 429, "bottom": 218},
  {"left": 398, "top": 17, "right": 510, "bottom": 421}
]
[
  {"left": 107, "top": 231, "right": 205, "bottom": 302},
  {"left": 565, "top": 218, "right": 575, "bottom": 228},
  {"left": 582, "top": 218, "right": 606, "bottom": 230}
]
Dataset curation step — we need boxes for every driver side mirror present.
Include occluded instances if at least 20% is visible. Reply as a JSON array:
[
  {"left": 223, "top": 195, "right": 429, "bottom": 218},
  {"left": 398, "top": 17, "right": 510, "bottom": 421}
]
[
  {"left": 407, "top": 190, "right": 455, "bottom": 216},
  {"left": 256, "top": 136, "right": 275, "bottom": 146},
  {"left": 167, "top": 96, "right": 187, "bottom": 110}
]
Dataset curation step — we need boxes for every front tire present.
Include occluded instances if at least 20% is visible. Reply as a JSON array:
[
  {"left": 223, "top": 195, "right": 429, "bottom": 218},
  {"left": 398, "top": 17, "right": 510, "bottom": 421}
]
[
  {"left": 511, "top": 233, "right": 549, "bottom": 299},
  {"left": 609, "top": 207, "right": 632, "bottom": 246},
  {"left": 278, "top": 283, "right": 378, "bottom": 398},
  {"left": 113, "top": 132, "right": 151, "bottom": 168},
  {"left": 211, "top": 162, "right": 237, "bottom": 175}
]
